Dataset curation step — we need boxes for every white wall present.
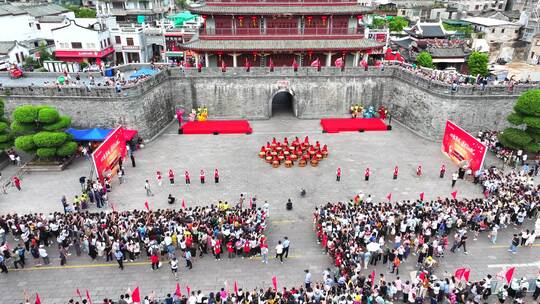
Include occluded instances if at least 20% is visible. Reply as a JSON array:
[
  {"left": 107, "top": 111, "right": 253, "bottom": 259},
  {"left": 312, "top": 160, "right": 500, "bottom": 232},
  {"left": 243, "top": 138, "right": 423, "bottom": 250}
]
[
  {"left": 53, "top": 22, "right": 111, "bottom": 51},
  {"left": 0, "top": 14, "right": 37, "bottom": 41},
  {"left": 8, "top": 44, "right": 30, "bottom": 65}
]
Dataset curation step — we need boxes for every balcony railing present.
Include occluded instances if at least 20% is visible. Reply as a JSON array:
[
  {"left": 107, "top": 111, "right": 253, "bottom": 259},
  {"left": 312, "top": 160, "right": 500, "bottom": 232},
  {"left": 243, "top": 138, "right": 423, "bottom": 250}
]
[
  {"left": 205, "top": 0, "right": 357, "bottom": 3},
  {"left": 202, "top": 27, "right": 361, "bottom": 37}
]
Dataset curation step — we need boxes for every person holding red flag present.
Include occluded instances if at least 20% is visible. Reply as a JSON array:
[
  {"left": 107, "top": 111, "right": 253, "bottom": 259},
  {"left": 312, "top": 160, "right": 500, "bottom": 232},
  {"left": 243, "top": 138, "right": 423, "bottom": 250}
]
[
  {"left": 214, "top": 168, "right": 219, "bottom": 183},
  {"left": 393, "top": 166, "right": 399, "bottom": 180},
  {"left": 364, "top": 167, "right": 371, "bottom": 181}
]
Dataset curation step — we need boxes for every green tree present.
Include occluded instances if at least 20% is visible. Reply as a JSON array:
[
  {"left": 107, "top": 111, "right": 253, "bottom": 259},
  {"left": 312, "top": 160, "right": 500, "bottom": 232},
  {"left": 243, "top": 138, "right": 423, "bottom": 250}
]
[
  {"left": 499, "top": 89, "right": 540, "bottom": 153},
  {"left": 372, "top": 17, "right": 386, "bottom": 29},
  {"left": 37, "top": 42, "right": 53, "bottom": 63},
  {"left": 175, "top": 0, "right": 187, "bottom": 9},
  {"left": 416, "top": 51, "right": 434, "bottom": 68},
  {"left": 11, "top": 105, "right": 77, "bottom": 159},
  {"left": 76, "top": 7, "right": 96, "bottom": 18},
  {"left": 388, "top": 16, "right": 408, "bottom": 32},
  {"left": 0, "top": 99, "right": 13, "bottom": 151},
  {"left": 467, "top": 51, "right": 489, "bottom": 77}
]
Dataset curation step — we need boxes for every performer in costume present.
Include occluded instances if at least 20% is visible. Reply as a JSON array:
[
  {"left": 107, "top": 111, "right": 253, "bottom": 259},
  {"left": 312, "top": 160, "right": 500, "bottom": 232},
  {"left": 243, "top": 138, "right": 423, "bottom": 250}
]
[
  {"left": 364, "top": 168, "right": 370, "bottom": 181},
  {"left": 416, "top": 165, "right": 422, "bottom": 177},
  {"left": 214, "top": 169, "right": 219, "bottom": 183},
  {"left": 156, "top": 171, "right": 163, "bottom": 187},
  {"left": 168, "top": 169, "right": 175, "bottom": 185},
  {"left": 200, "top": 170, "right": 205, "bottom": 184},
  {"left": 393, "top": 166, "right": 399, "bottom": 180},
  {"left": 336, "top": 167, "right": 342, "bottom": 182},
  {"left": 185, "top": 170, "right": 190, "bottom": 184},
  {"left": 440, "top": 164, "right": 446, "bottom": 178}
]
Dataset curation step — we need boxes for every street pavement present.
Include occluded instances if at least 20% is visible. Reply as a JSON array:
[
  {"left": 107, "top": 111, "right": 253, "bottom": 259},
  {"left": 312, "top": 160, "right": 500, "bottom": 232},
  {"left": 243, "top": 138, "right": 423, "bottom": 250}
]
[{"left": 0, "top": 113, "right": 538, "bottom": 303}]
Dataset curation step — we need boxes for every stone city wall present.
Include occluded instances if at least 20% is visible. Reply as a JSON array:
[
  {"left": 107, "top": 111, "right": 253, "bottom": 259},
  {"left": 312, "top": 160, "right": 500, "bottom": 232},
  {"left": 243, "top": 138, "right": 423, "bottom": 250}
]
[{"left": 0, "top": 66, "right": 533, "bottom": 140}]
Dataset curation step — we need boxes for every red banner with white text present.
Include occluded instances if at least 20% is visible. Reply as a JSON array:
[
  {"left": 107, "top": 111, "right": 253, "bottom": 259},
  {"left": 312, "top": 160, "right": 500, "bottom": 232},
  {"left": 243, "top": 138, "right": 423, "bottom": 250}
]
[
  {"left": 92, "top": 126, "right": 126, "bottom": 183},
  {"left": 441, "top": 121, "right": 487, "bottom": 171}
]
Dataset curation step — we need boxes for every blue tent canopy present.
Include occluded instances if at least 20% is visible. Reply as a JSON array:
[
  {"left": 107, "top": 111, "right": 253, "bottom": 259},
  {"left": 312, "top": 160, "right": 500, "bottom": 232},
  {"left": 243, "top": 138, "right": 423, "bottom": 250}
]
[
  {"left": 66, "top": 128, "right": 113, "bottom": 141},
  {"left": 130, "top": 68, "right": 157, "bottom": 79}
]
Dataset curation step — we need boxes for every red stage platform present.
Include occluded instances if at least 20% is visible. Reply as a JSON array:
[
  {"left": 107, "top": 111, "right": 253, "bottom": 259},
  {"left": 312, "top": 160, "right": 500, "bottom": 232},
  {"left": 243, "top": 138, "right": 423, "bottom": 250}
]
[
  {"left": 180, "top": 120, "right": 253, "bottom": 135},
  {"left": 320, "top": 118, "right": 389, "bottom": 133}
]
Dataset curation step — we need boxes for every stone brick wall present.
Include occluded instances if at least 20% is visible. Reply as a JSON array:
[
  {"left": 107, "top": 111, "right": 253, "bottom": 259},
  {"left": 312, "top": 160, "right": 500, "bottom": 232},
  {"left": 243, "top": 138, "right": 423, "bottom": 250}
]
[{"left": 0, "top": 66, "right": 534, "bottom": 140}]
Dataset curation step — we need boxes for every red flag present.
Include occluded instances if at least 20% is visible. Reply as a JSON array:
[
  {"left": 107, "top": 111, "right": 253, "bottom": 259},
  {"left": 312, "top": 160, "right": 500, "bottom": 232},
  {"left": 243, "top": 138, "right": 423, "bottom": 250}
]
[
  {"left": 244, "top": 58, "right": 251, "bottom": 70},
  {"left": 454, "top": 267, "right": 466, "bottom": 280},
  {"left": 175, "top": 283, "right": 182, "bottom": 297},
  {"left": 292, "top": 59, "right": 298, "bottom": 70},
  {"left": 505, "top": 267, "right": 516, "bottom": 284},
  {"left": 451, "top": 191, "right": 457, "bottom": 199},
  {"left": 144, "top": 201, "right": 150, "bottom": 211},
  {"left": 182, "top": 199, "right": 186, "bottom": 209},
  {"left": 463, "top": 269, "right": 471, "bottom": 282},
  {"left": 386, "top": 193, "right": 392, "bottom": 201},
  {"left": 86, "top": 289, "right": 93, "bottom": 304},
  {"left": 132, "top": 287, "right": 141, "bottom": 303},
  {"left": 249, "top": 197, "right": 253, "bottom": 209},
  {"left": 419, "top": 271, "right": 426, "bottom": 281},
  {"left": 419, "top": 192, "right": 424, "bottom": 201},
  {"left": 186, "top": 285, "right": 191, "bottom": 296},
  {"left": 335, "top": 57, "right": 343, "bottom": 67},
  {"left": 271, "top": 276, "right": 277, "bottom": 290},
  {"left": 35, "top": 293, "right": 41, "bottom": 304},
  {"left": 310, "top": 58, "right": 320, "bottom": 67},
  {"left": 370, "top": 270, "right": 376, "bottom": 289},
  {"left": 76, "top": 288, "right": 82, "bottom": 300},
  {"left": 269, "top": 58, "right": 274, "bottom": 68},
  {"left": 234, "top": 281, "right": 238, "bottom": 295},
  {"left": 221, "top": 60, "right": 226, "bottom": 71}
]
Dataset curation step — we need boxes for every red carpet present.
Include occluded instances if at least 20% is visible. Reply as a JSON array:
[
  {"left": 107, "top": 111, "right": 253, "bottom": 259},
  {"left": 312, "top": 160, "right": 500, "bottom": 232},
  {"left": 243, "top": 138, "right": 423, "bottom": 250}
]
[
  {"left": 320, "top": 118, "right": 389, "bottom": 133},
  {"left": 180, "top": 120, "right": 253, "bottom": 135}
]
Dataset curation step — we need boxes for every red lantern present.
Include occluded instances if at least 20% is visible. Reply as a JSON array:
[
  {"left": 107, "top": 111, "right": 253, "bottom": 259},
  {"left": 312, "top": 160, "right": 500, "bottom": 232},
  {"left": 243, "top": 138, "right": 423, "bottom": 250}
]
[
  {"left": 357, "top": 15, "right": 363, "bottom": 20},
  {"left": 307, "top": 16, "right": 313, "bottom": 27},
  {"left": 251, "top": 16, "right": 257, "bottom": 27},
  {"left": 321, "top": 16, "right": 327, "bottom": 26},
  {"left": 238, "top": 16, "right": 244, "bottom": 27}
]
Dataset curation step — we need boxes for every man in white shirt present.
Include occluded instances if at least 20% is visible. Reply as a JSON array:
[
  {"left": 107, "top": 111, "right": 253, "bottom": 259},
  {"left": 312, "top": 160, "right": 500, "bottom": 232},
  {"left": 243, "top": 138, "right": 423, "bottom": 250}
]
[{"left": 275, "top": 241, "right": 284, "bottom": 263}]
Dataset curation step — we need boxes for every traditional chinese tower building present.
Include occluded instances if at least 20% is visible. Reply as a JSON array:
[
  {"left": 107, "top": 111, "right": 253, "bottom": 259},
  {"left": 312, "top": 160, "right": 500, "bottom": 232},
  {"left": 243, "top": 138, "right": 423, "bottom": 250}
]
[{"left": 182, "top": 0, "right": 384, "bottom": 67}]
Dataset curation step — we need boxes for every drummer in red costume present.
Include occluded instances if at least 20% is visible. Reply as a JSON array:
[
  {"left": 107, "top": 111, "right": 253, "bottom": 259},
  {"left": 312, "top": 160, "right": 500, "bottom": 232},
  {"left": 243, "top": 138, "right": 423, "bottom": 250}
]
[
  {"left": 214, "top": 169, "right": 219, "bottom": 183},
  {"left": 185, "top": 170, "right": 190, "bottom": 184},
  {"left": 416, "top": 165, "right": 422, "bottom": 177},
  {"left": 393, "top": 166, "right": 399, "bottom": 180},
  {"left": 364, "top": 168, "right": 371, "bottom": 181},
  {"left": 200, "top": 170, "right": 206, "bottom": 184},
  {"left": 440, "top": 164, "right": 446, "bottom": 178},
  {"left": 336, "top": 167, "right": 342, "bottom": 182},
  {"left": 168, "top": 169, "right": 175, "bottom": 185}
]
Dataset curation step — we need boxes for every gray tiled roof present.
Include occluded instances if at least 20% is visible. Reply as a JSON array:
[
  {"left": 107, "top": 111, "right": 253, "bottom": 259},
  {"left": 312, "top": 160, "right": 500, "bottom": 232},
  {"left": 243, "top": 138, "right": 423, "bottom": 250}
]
[
  {"left": 189, "top": 4, "right": 372, "bottom": 15},
  {"left": 180, "top": 38, "right": 383, "bottom": 51},
  {"left": 38, "top": 15, "right": 67, "bottom": 23},
  {"left": 420, "top": 25, "right": 445, "bottom": 38},
  {"left": 0, "top": 41, "right": 16, "bottom": 55},
  {"left": 0, "top": 4, "right": 26, "bottom": 16},
  {"left": 22, "top": 4, "right": 69, "bottom": 17},
  {"left": 392, "top": 38, "right": 412, "bottom": 49},
  {"left": 428, "top": 47, "right": 466, "bottom": 58}
]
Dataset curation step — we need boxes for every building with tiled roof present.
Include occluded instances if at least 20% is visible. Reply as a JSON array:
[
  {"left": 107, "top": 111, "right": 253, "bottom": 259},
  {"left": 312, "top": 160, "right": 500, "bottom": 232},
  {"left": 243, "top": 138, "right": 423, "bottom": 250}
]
[{"left": 179, "top": 0, "right": 385, "bottom": 68}]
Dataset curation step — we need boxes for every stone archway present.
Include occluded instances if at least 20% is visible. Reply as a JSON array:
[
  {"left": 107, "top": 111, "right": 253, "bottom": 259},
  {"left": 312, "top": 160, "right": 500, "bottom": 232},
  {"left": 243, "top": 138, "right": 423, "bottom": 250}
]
[{"left": 269, "top": 88, "right": 297, "bottom": 118}]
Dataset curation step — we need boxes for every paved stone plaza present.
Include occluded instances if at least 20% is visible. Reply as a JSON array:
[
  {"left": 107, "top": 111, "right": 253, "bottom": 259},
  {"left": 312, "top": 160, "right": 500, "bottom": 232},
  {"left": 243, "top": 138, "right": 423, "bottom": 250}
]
[{"left": 0, "top": 115, "right": 538, "bottom": 303}]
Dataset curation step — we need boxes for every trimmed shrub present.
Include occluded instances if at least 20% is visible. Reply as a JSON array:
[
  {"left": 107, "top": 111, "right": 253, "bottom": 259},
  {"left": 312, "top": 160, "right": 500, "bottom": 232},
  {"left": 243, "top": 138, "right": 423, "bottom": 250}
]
[
  {"left": 514, "top": 90, "right": 540, "bottom": 116},
  {"left": 11, "top": 121, "right": 36, "bottom": 133},
  {"left": 525, "top": 142, "right": 540, "bottom": 153},
  {"left": 498, "top": 133, "right": 521, "bottom": 150},
  {"left": 0, "top": 122, "right": 8, "bottom": 133},
  {"left": 12, "top": 105, "right": 38, "bottom": 123},
  {"left": 37, "top": 107, "right": 60, "bottom": 124},
  {"left": 0, "top": 134, "right": 11, "bottom": 143},
  {"left": 15, "top": 135, "right": 36, "bottom": 152},
  {"left": 33, "top": 131, "right": 67, "bottom": 148},
  {"left": 506, "top": 112, "right": 524, "bottom": 125},
  {"left": 41, "top": 116, "right": 71, "bottom": 131},
  {"left": 36, "top": 147, "right": 57, "bottom": 158},
  {"left": 57, "top": 141, "right": 78, "bottom": 157},
  {"left": 500, "top": 128, "right": 532, "bottom": 147},
  {"left": 523, "top": 116, "right": 540, "bottom": 129}
]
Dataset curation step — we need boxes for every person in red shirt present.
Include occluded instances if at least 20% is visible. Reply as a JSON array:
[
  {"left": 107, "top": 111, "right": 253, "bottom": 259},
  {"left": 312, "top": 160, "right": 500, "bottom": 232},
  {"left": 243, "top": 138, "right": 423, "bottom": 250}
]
[
  {"left": 364, "top": 168, "right": 370, "bottom": 181},
  {"left": 184, "top": 170, "right": 190, "bottom": 184},
  {"left": 242, "top": 241, "right": 250, "bottom": 259},
  {"left": 336, "top": 167, "right": 341, "bottom": 182},
  {"left": 150, "top": 253, "right": 160, "bottom": 270},
  {"left": 214, "top": 169, "right": 219, "bottom": 183},
  {"left": 393, "top": 166, "right": 399, "bottom": 180},
  {"left": 168, "top": 169, "right": 175, "bottom": 185},
  {"left": 214, "top": 241, "right": 221, "bottom": 260},
  {"left": 12, "top": 176, "right": 21, "bottom": 191},
  {"left": 226, "top": 241, "right": 234, "bottom": 258},
  {"left": 416, "top": 165, "right": 422, "bottom": 177},
  {"left": 200, "top": 170, "right": 205, "bottom": 184},
  {"left": 440, "top": 164, "right": 446, "bottom": 178}
]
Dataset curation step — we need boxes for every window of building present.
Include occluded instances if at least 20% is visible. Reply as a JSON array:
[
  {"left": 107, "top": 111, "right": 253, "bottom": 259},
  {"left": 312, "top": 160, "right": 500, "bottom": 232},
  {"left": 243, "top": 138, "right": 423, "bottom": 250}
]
[
  {"left": 491, "top": 28, "right": 495, "bottom": 33},
  {"left": 501, "top": 28, "right": 505, "bottom": 33},
  {"left": 532, "top": 52, "right": 535, "bottom": 58},
  {"left": 28, "top": 23, "right": 32, "bottom": 28},
  {"left": 100, "top": 41, "right": 103, "bottom": 49},
  {"left": 126, "top": 38, "right": 134, "bottom": 46},
  {"left": 36, "top": 23, "right": 41, "bottom": 30},
  {"left": 71, "top": 42, "right": 83, "bottom": 49},
  {"left": 107, "top": 38, "right": 111, "bottom": 46},
  {"left": 475, "top": 5, "right": 479, "bottom": 9},
  {"left": 115, "top": 36, "right": 121, "bottom": 43}
]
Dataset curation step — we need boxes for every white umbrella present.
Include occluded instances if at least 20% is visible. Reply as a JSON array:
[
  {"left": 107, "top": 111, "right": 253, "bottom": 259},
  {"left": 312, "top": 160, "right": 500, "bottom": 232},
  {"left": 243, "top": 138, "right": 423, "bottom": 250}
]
[{"left": 366, "top": 242, "right": 380, "bottom": 252}]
